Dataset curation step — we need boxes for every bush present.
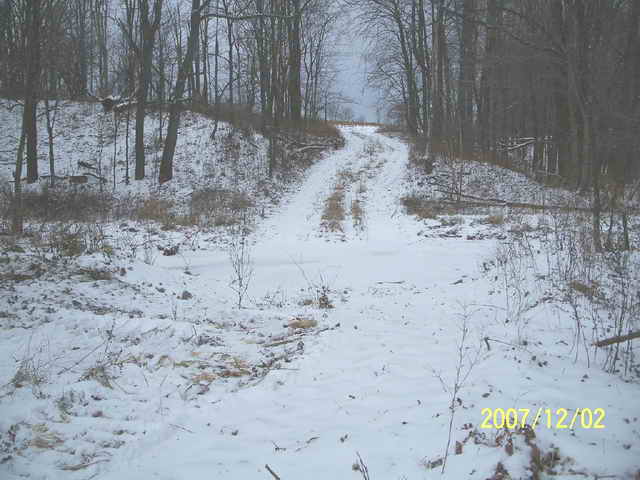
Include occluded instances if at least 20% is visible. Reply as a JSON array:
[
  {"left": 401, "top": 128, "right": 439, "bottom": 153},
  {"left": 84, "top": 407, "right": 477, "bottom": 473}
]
[
  {"left": 191, "top": 189, "right": 255, "bottom": 227},
  {"left": 401, "top": 195, "right": 439, "bottom": 219},
  {"left": 0, "top": 185, "right": 112, "bottom": 224},
  {"left": 135, "top": 198, "right": 173, "bottom": 223}
]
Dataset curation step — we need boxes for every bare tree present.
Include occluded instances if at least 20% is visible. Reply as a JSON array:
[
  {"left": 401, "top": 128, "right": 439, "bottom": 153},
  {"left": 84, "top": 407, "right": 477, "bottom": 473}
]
[
  {"left": 23, "top": 0, "right": 41, "bottom": 184},
  {"left": 135, "top": 0, "right": 163, "bottom": 180}
]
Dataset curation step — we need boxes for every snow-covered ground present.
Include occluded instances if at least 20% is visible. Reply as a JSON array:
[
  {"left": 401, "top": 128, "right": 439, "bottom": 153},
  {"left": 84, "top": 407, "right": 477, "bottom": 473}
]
[
  {"left": 1, "top": 125, "right": 639, "bottom": 479},
  {"left": 0, "top": 99, "right": 342, "bottom": 223}
]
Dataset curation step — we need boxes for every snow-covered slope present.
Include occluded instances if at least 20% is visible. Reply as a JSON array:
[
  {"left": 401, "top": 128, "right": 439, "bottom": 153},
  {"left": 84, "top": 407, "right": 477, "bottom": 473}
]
[{"left": 0, "top": 125, "right": 638, "bottom": 479}]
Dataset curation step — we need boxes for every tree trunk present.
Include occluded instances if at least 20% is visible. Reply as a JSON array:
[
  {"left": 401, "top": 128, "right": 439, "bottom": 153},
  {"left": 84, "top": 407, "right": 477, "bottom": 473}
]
[
  {"left": 288, "top": 0, "right": 302, "bottom": 122},
  {"left": 458, "top": 0, "right": 476, "bottom": 156},
  {"left": 12, "top": 127, "right": 26, "bottom": 234},
  {"left": 159, "top": 0, "right": 200, "bottom": 184},
  {"left": 135, "top": 0, "right": 163, "bottom": 181},
  {"left": 24, "top": 0, "right": 41, "bottom": 184},
  {"left": 44, "top": 97, "right": 56, "bottom": 186}
]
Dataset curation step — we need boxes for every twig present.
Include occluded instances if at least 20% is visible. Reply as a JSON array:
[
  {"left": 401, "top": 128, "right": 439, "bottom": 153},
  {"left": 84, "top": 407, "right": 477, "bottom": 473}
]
[
  {"left": 61, "top": 459, "right": 109, "bottom": 471},
  {"left": 265, "top": 464, "right": 281, "bottom": 480},
  {"left": 355, "top": 452, "right": 370, "bottom": 480},
  {"left": 169, "top": 424, "right": 194, "bottom": 434},
  {"left": 57, "top": 340, "right": 108, "bottom": 375}
]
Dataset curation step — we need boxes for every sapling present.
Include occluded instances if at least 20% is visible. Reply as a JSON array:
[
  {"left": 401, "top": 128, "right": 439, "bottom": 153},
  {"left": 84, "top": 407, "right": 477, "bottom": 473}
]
[{"left": 228, "top": 225, "right": 254, "bottom": 308}]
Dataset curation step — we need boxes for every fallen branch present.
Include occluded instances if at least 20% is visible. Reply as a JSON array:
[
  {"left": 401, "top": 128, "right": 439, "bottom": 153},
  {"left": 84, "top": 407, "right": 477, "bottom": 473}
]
[
  {"left": 265, "top": 464, "right": 281, "bottom": 480},
  {"left": 355, "top": 452, "right": 371, "bottom": 480},
  {"left": 497, "top": 139, "right": 535, "bottom": 152},
  {"left": 433, "top": 190, "right": 594, "bottom": 212},
  {"left": 594, "top": 330, "right": 640, "bottom": 347},
  {"left": 292, "top": 144, "right": 330, "bottom": 154},
  {"left": 169, "top": 423, "right": 194, "bottom": 434}
]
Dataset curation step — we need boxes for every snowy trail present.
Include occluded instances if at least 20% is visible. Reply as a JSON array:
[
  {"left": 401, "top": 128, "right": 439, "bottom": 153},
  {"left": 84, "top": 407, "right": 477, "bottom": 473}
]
[
  {"left": 101, "top": 126, "right": 501, "bottom": 479},
  {"left": 14, "top": 126, "right": 635, "bottom": 480}
]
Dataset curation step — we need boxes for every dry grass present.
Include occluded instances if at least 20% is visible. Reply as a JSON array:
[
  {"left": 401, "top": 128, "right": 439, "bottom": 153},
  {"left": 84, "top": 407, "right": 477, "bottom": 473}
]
[
  {"left": 401, "top": 194, "right": 470, "bottom": 219},
  {"left": 320, "top": 167, "right": 364, "bottom": 233},
  {"left": 80, "top": 365, "right": 113, "bottom": 389},
  {"left": 568, "top": 280, "right": 599, "bottom": 298},
  {"left": 190, "top": 188, "right": 254, "bottom": 228},
  {"left": 191, "top": 372, "right": 217, "bottom": 384},
  {"left": 31, "top": 425, "right": 63, "bottom": 450},
  {"left": 0, "top": 186, "right": 112, "bottom": 223},
  {"left": 321, "top": 184, "right": 346, "bottom": 232},
  {"left": 336, "top": 168, "right": 358, "bottom": 185},
  {"left": 135, "top": 198, "right": 173, "bottom": 223},
  {"left": 135, "top": 198, "right": 199, "bottom": 229},
  {"left": 376, "top": 124, "right": 407, "bottom": 135},
  {"left": 440, "top": 216, "right": 464, "bottom": 227},
  {"left": 331, "top": 120, "right": 385, "bottom": 128},
  {"left": 191, "top": 189, "right": 254, "bottom": 213},
  {"left": 401, "top": 195, "right": 439, "bottom": 219},
  {"left": 288, "top": 317, "right": 318, "bottom": 329},
  {"left": 11, "top": 358, "right": 46, "bottom": 389},
  {"left": 482, "top": 214, "right": 505, "bottom": 225},
  {"left": 300, "top": 119, "right": 343, "bottom": 140},
  {"left": 351, "top": 198, "right": 365, "bottom": 231},
  {"left": 190, "top": 101, "right": 343, "bottom": 141}
]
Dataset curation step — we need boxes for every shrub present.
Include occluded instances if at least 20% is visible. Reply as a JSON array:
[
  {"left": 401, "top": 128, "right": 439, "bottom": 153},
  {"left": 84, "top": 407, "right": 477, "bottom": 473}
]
[
  {"left": 401, "top": 195, "right": 439, "bottom": 219},
  {"left": 135, "top": 198, "right": 173, "bottom": 223}
]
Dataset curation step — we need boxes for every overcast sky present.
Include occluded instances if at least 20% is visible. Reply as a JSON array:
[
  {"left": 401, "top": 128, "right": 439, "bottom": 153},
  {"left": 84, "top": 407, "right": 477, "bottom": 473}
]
[{"left": 334, "top": 22, "right": 379, "bottom": 122}]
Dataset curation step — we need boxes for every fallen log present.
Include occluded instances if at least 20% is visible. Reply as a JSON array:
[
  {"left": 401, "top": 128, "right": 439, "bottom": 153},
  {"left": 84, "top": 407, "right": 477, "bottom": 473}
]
[
  {"left": 594, "top": 330, "right": 640, "bottom": 347},
  {"left": 433, "top": 189, "right": 593, "bottom": 212}
]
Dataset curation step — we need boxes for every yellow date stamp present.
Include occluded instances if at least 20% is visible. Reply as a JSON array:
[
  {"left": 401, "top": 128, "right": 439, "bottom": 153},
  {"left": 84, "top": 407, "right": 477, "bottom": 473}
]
[{"left": 480, "top": 408, "right": 606, "bottom": 430}]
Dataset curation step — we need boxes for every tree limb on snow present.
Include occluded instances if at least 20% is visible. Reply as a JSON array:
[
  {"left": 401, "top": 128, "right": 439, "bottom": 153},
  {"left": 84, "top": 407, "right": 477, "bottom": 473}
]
[
  {"left": 433, "top": 189, "right": 595, "bottom": 212},
  {"left": 265, "top": 464, "right": 281, "bottom": 480},
  {"left": 594, "top": 330, "right": 640, "bottom": 347}
]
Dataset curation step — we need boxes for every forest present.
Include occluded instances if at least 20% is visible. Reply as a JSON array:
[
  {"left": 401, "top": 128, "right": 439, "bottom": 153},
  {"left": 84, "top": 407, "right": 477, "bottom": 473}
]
[
  {"left": 2, "top": 0, "right": 638, "bottom": 248},
  {"left": 0, "top": 1, "right": 639, "bottom": 479}
]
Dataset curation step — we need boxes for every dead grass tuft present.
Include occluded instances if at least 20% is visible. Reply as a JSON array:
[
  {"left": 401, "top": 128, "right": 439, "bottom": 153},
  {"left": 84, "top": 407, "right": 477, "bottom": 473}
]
[
  {"left": 80, "top": 365, "right": 113, "bottom": 389},
  {"left": 336, "top": 168, "right": 357, "bottom": 185},
  {"left": 351, "top": 198, "right": 365, "bottom": 231},
  {"left": 191, "top": 188, "right": 254, "bottom": 228},
  {"left": 440, "top": 216, "right": 464, "bottom": 227},
  {"left": 288, "top": 317, "right": 318, "bottom": 329},
  {"left": 136, "top": 198, "right": 173, "bottom": 223},
  {"left": 568, "top": 280, "right": 599, "bottom": 298},
  {"left": 11, "top": 359, "right": 46, "bottom": 389},
  {"left": 482, "top": 214, "right": 505, "bottom": 225},
  {"left": 401, "top": 195, "right": 439, "bottom": 219},
  {"left": 76, "top": 267, "right": 113, "bottom": 281},
  {"left": 31, "top": 425, "right": 63, "bottom": 450},
  {"left": 321, "top": 184, "right": 346, "bottom": 232},
  {"left": 0, "top": 185, "right": 112, "bottom": 223},
  {"left": 192, "top": 372, "right": 217, "bottom": 384}
]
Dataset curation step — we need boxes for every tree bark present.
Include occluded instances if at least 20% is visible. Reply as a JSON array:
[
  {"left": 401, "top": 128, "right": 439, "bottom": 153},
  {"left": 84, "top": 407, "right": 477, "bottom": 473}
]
[
  {"left": 24, "top": 0, "right": 41, "bottom": 184},
  {"left": 159, "top": 0, "right": 201, "bottom": 184},
  {"left": 135, "top": 0, "right": 163, "bottom": 181},
  {"left": 12, "top": 127, "right": 26, "bottom": 234},
  {"left": 288, "top": 0, "right": 302, "bottom": 122},
  {"left": 458, "top": 0, "right": 476, "bottom": 156}
]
